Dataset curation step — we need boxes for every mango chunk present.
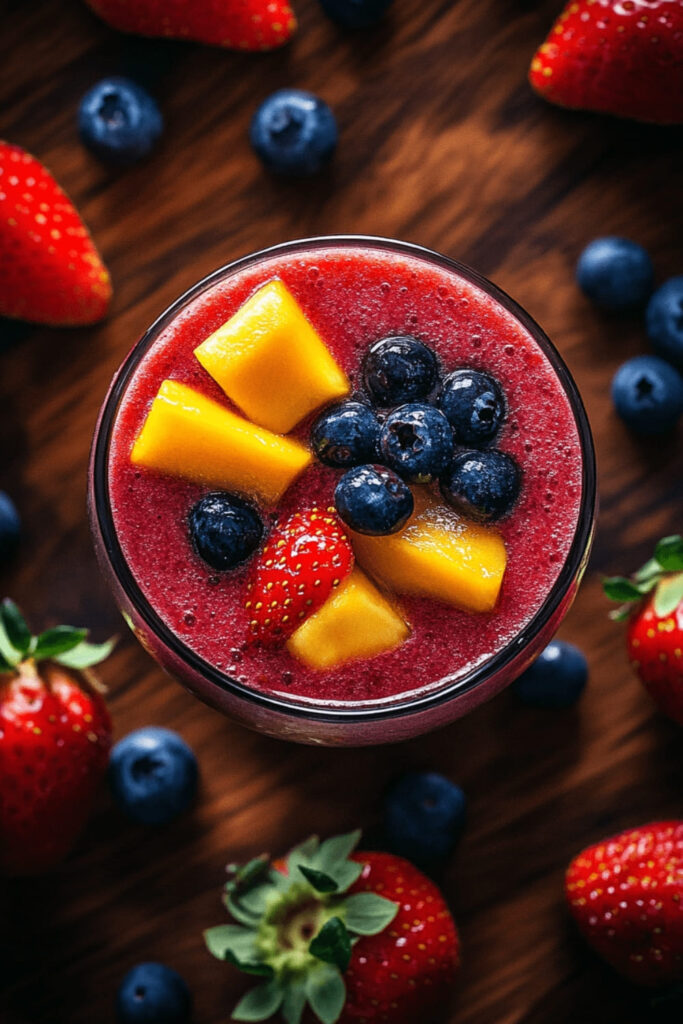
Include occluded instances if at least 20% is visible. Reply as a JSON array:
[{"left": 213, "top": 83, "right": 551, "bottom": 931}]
[
  {"left": 287, "top": 568, "right": 410, "bottom": 670},
  {"left": 130, "top": 380, "right": 311, "bottom": 505},
  {"left": 351, "top": 489, "right": 507, "bottom": 613},
  {"left": 194, "top": 279, "right": 349, "bottom": 434}
]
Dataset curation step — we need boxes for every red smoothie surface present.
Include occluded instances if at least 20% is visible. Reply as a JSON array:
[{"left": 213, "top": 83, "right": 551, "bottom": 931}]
[{"left": 108, "top": 244, "right": 584, "bottom": 707}]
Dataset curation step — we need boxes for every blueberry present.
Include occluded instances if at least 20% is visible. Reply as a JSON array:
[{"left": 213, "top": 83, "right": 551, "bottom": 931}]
[
  {"left": 513, "top": 640, "right": 588, "bottom": 709},
  {"left": 109, "top": 727, "right": 198, "bottom": 826},
  {"left": 383, "top": 772, "right": 466, "bottom": 872},
  {"left": 440, "top": 449, "right": 521, "bottom": 523},
  {"left": 438, "top": 369, "right": 505, "bottom": 446},
  {"left": 250, "top": 89, "right": 337, "bottom": 176},
  {"left": 78, "top": 77, "right": 163, "bottom": 166},
  {"left": 379, "top": 403, "right": 453, "bottom": 483},
  {"left": 611, "top": 355, "right": 683, "bottom": 436},
  {"left": 318, "top": 0, "right": 394, "bottom": 28},
  {"left": 189, "top": 492, "right": 263, "bottom": 571},
  {"left": 576, "top": 237, "right": 654, "bottom": 311},
  {"left": 646, "top": 277, "right": 683, "bottom": 370},
  {"left": 363, "top": 335, "right": 439, "bottom": 406},
  {"left": 0, "top": 491, "right": 20, "bottom": 562},
  {"left": 311, "top": 400, "right": 381, "bottom": 468},
  {"left": 116, "top": 963, "right": 191, "bottom": 1024},
  {"left": 335, "top": 464, "right": 413, "bottom": 535}
]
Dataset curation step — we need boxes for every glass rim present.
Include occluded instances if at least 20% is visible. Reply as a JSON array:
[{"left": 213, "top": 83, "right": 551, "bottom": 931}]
[{"left": 91, "top": 234, "right": 597, "bottom": 724}]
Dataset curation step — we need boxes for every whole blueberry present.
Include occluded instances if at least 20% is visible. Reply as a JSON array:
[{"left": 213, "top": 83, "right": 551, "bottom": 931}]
[
  {"left": 646, "top": 277, "right": 683, "bottom": 370},
  {"left": 78, "top": 77, "right": 163, "bottom": 166},
  {"left": 250, "top": 89, "right": 337, "bottom": 176},
  {"left": 311, "top": 400, "right": 381, "bottom": 468},
  {"left": 379, "top": 403, "right": 453, "bottom": 483},
  {"left": 116, "top": 962, "right": 191, "bottom": 1024},
  {"left": 0, "top": 491, "right": 20, "bottom": 562},
  {"left": 611, "top": 355, "right": 683, "bottom": 436},
  {"left": 189, "top": 492, "right": 263, "bottom": 571},
  {"left": 318, "top": 0, "right": 394, "bottom": 27},
  {"left": 440, "top": 449, "right": 521, "bottom": 523},
  {"left": 335, "top": 464, "right": 413, "bottom": 535},
  {"left": 109, "top": 727, "right": 198, "bottom": 826},
  {"left": 576, "top": 237, "right": 654, "bottom": 311},
  {"left": 363, "top": 335, "right": 439, "bottom": 407},
  {"left": 513, "top": 640, "right": 588, "bottom": 709},
  {"left": 383, "top": 771, "right": 466, "bottom": 872},
  {"left": 438, "top": 368, "right": 505, "bottom": 446}
]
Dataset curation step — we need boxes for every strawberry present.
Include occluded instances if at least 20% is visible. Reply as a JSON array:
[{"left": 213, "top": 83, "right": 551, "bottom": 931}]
[
  {"left": 204, "top": 830, "right": 461, "bottom": 1024},
  {"left": 566, "top": 821, "right": 683, "bottom": 986},
  {"left": 0, "top": 600, "right": 114, "bottom": 876},
  {"left": 84, "top": 0, "right": 297, "bottom": 52},
  {"left": 0, "top": 142, "right": 112, "bottom": 326},
  {"left": 529, "top": 0, "right": 683, "bottom": 125},
  {"left": 246, "top": 507, "right": 354, "bottom": 646},
  {"left": 604, "top": 534, "right": 683, "bottom": 725}
]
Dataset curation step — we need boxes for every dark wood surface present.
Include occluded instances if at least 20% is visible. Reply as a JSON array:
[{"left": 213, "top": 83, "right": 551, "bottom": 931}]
[{"left": 2, "top": 0, "right": 683, "bottom": 1021}]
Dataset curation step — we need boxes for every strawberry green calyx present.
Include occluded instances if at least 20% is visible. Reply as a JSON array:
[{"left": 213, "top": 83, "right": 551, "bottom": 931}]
[
  {"left": 604, "top": 535, "right": 683, "bottom": 622},
  {"left": 204, "top": 830, "right": 399, "bottom": 1024},
  {"left": 0, "top": 599, "right": 115, "bottom": 674}
]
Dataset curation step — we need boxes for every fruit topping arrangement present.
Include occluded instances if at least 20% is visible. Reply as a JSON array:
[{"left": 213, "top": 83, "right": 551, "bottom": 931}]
[
  {"left": 204, "top": 829, "right": 460, "bottom": 1024},
  {"left": 131, "top": 277, "right": 522, "bottom": 669}
]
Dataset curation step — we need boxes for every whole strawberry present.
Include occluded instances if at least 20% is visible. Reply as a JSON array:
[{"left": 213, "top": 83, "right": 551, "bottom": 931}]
[
  {"left": 84, "top": 0, "right": 297, "bottom": 51},
  {"left": 204, "top": 830, "right": 460, "bottom": 1023},
  {"left": 0, "top": 600, "right": 114, "bottom": 876},
  {"left": 604, "top": 535, "right": 683, "bottom": 725},
  {"left": 566, "top": 821, "right": 683, "bottom": 986},
  {"left": 529, "top": 0, "right": 683, "bottom": 125},
  {"left": 0, "top": 142, "right": 112, "bottom": 326},
  {"left": 246, "top": 507, "right": 354, "bottom": 646}
]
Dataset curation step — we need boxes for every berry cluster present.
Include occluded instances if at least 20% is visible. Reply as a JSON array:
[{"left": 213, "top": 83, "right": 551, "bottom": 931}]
[
  {"left": 311, "top": 335, "right": 522, "bottom": 535},
  {"left": 576, "top": 237, "right": 683, "bottom": 436}
]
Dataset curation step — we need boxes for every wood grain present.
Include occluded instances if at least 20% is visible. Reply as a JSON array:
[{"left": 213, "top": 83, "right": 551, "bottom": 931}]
[{"left": 1, "top": 0, "right": 683, "bottom": 1020}]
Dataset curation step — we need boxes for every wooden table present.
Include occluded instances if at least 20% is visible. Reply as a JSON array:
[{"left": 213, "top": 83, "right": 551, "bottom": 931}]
[{"left": 2, "top": 0, "right": 683, "bottom": 1021}]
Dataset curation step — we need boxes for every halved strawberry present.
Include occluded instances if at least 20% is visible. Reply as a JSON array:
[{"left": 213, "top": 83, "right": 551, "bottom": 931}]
[
  {"left": 529, "top": 0, "right": 683, "bottom": 125},
  {"left": 84, "top": 0, "right": 297, "bottom": 52},
  {"left": 245, "top": 507, "right": 353, "bottom": 646},
  {"left": 0, "top": 142, "right": 112, "bottom": 326}
]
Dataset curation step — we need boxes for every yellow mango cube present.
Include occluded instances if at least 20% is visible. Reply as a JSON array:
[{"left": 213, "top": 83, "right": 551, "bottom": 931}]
[
  {"left": 351, "top": 489, "right": 507, "bottom": 613},
  {"left": 287, "top": 569, "right": 410, "bottom": 670},
  {"left": 194, "top": 279, "right": 349, "bottom": 434},
  {"left": 130, "top": 380, "right": 311, "bottom": 505}
]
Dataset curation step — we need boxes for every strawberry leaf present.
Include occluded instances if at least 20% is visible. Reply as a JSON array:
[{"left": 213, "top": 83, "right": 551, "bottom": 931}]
[
  {"left": 1, "top": 600, "right": 31, "bottom": 656},
  {"left": 0, "top": 619, "right": 20, "bottom": 668},
  {"left": 33, "top": 626, "right": 87, "bottom": 660},
  {"left": 342, "top": 892, "right": 399, "bottom": 936},
  {"left": 653, "top": 574, "right": 683, "bottom": 618},
  {"left": 299, "top": 866, "right": 338, "bottom": 894},
  {"left": 655, "top": 535, "right": 683, "bottom": 572},
  {"left": 232, "top": 979, "right": 283, "bottom": 1021},
  {"left": 305, "top": 964, "right": 346, "bottom": 1024},
  {"left": 603, "top": 577, "right": 651, "bottom": 603},
  {"left": 317, "top": 831, "right": 362, "bottom": 869},
  {"left": 281, "top": 980, "right": 307, "bottom": 1024},
  {"left": 53, "top": 637, "right": 115, "bottom": 669},
  {"left": 309, "top": 918, "right": 351, "bottom": 972},
  {"left": 633, "top": 557, "right": 662, "bottom": 583},
  {"left": 0, "top": 650, "right": 14, "bottom": 673}
]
